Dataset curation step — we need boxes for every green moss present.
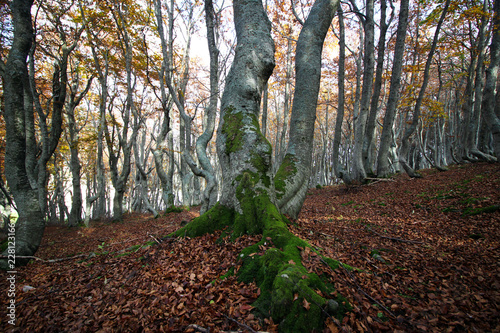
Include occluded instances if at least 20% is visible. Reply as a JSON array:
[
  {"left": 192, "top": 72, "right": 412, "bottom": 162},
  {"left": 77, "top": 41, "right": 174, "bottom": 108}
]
[
  {"left": 0, "top": 240, "right": 7, "bottom": 252},
  {"left": 464, "top": 205, "right": 499, "bottom": 216},
  {"left": 164, "top": 206, "right": 185, "bottom": 214},
  {"left": 236, "top": 205, "right": 347, "bottom": 332},
  {"left": 221, "top": 108, "right": 245, "bottom": 153},
  {"left": 170, "top": 203, "right": 234, "bottom": 238},
  {"left": 274, "top": 154, "right": 298, "bottom": 200}
]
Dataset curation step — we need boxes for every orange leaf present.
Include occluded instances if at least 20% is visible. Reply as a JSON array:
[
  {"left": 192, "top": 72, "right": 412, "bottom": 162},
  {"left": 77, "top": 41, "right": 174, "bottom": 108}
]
[{"left": 303, "top": 298, "right": 310, "bottom": 310}]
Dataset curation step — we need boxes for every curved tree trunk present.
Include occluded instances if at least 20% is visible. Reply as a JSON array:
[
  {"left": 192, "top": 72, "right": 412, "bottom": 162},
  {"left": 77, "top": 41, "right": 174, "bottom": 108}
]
[
  {"left": 1, "top": 0, "right": 45, "bottom": 269},
  {"left": 399, "top": 0, "right": 450, "bottom": 177},
  {"left": 275, "top": 0, "right": 339, "bottom": 218}
]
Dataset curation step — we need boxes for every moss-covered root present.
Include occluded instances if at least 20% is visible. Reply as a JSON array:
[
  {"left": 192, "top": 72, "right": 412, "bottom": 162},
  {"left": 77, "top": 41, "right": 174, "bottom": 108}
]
[
  {"left": 170, "top": 202, "right": 234, "bottom": 238},
  {"left": 170, "top": 188, "right": 348, "bottom": 331},
  {"left": 238, "top": 230, "right": 347, "bottom": 332}
]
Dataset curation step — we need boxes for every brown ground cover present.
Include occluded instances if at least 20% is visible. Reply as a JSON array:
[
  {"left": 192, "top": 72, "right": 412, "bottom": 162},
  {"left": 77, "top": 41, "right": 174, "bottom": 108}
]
[{"left": 1, "top": 162, "right": 499, "bottom": 332}]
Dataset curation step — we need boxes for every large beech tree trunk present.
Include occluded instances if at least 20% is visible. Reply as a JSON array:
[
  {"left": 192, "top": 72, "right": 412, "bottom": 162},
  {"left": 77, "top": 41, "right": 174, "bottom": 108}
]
[
  {"left": 1, "top": 0, "right": 45, "bottom": 269},
  {"left": 172, "top": 0, "right": 344, "bottom": 330}
]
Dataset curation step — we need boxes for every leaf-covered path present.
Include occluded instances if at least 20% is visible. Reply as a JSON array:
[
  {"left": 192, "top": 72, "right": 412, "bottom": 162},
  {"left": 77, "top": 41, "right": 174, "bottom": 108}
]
[{"left": 1, "top": 163, "right": 499, "bottom": 332}]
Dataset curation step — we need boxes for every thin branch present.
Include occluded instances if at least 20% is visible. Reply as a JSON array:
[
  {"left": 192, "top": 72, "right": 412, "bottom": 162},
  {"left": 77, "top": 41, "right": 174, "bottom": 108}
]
[
  {"left": 221, "top": 313, "right": 258, "bottom": 333},
  {"left": 291, "top": 0, "right": 304, "bottom": 26}
]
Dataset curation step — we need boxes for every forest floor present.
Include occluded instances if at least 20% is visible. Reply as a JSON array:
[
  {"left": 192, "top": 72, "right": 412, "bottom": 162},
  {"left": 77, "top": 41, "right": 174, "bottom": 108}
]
[{"left": 0, "top": 162, "right": 499, "bottom": 332}]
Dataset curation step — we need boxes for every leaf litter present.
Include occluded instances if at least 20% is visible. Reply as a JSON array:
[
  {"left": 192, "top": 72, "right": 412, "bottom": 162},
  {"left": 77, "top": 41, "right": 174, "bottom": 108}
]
[{"left": 0, "top": 162, "right": 498, "bottom": 332}]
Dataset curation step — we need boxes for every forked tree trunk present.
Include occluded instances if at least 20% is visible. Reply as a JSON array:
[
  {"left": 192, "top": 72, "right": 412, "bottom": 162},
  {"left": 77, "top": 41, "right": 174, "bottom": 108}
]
[
  {"left": 173, "top": 0, "right": 345, "bottom": 330},
  {"left": 1, "top": 0, "right": 45, "bottom": 269}
]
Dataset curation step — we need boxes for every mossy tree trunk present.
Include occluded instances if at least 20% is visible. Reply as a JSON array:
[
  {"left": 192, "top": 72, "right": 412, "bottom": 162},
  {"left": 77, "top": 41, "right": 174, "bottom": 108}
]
[{"left": 173, "top": 0, "right": 345, "bottom": 331}]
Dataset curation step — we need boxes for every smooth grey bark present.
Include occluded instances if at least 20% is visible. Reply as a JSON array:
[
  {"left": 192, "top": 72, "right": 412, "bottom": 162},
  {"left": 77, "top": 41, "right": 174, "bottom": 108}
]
[
  {"left": 399, "top": 0, "right": 450, "bottom": 177},
  {"left": 216, "top": 0, "right": 275, "bottom": 212},
  {"left": 152, "top": 0, "right": 175, "bottom": 211},
  {"left": 482, "top": 0, "right": 500, "bottom": 157},
  {"left": 1, "top": 0, "right": 45, "bottom": 269},
  {"left": 66, "top": 75, "right": 93, "bottom": 227},
  {"left": 275, "top": 37, "right": 293, "bottom": 167},
  {"left": 465, "top": 0, "right": 497, "bottom": 162},
  {"left": 363, "top": 0, "right": 393, "bottom": 174},
  {"left": 377, "top": 0, "right": 410, "bottom": 178},
  {"left": 106, "top": 2, "right": 140, "bottom": 220},
  {"left": 79, "top": 2, "right": 109, "bottom": 219},
  {"left": 275, "top": 0, "right": 339, "bottom": 218},
  {"left": 332, "top": 7, "right": 346, "bottom": 180},
  {"left": 183, "top": 0, "right": 219, "bottom": 214},
  {"left": 351, "top": 0, "right": 375, "bottom": 182}
]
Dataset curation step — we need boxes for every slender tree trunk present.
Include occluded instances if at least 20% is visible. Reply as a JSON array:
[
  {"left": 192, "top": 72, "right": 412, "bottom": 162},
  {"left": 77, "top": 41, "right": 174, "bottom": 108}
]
[
  {"left": 399, "top": 0, "right": 450, "bottom": 177},
  {"left": 332, "top": 7, "right": 346, "bottom": 180},
  {"left": 186, "top": 0, "right": 219, "bottom": 214},
  {"left": 352, "top": 0, "right": 374, "bottom": 182},
  {"left": 377, "top": 0, "right": 410, "bottom": 177},
  {"left": 275, "top": 0, "right": 339, "bottom": 218},
  {"left": 66, "top": 76, "right": 93, "bottom": 226},
  {"left": 363, "top": 0, "right": 391, "bottom": 174}
]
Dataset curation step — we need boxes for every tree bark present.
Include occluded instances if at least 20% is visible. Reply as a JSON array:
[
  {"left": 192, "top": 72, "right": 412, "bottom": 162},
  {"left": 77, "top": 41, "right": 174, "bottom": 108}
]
[
  {"left": 332, "top": 7, "right": 346, "bottom": 180},
  {"left": 482, "top": 0, "right": 500, "bottom": 158},
  {"left": 363, "top": 0, "right": 392, "bottom": 174},
  {"left": 1, "top": 0, "right": 45, "bottom": 269},
  {"left": 399, "top": 0, "right": 450, "bottom": 177},
  {"left": 275, "top": 0, "right": 339, "bottom": 218},
  {"left": 66, "top": 75, "right": 93, "bottom": 226},
  {"left": 173, "top": 0, "right": 345, "bottom": 329},
  {"left": 377, "top": 0, "right": 410, "bottom": 177},
  {"left": 351, "top": 0, "right": 375, "bottom": 182}
]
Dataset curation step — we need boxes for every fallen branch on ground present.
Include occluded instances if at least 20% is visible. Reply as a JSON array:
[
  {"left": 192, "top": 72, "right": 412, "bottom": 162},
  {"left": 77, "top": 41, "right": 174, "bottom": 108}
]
[{"left": 0, "top": 253, "right": 88, "bottom": 263}]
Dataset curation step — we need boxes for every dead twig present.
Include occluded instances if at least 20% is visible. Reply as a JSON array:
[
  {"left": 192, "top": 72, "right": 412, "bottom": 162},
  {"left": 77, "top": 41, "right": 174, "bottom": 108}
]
[
  {"left": 221, "top": 313, "right": 258, "bottom": 333},
  {"left": 148, "top": 233, "right": 162, "bottom": 244},
  {"left": 0, "top": 254, "right": 88, "bottom": 263},
  {"left": 187, "top": 324, "right": 210, "bottom": 333}
]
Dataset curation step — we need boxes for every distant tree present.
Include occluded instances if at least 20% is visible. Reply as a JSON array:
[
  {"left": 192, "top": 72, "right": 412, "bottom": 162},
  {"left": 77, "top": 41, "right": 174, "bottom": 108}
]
[{"left": 377, "top": 0, "right": 410, "bottom": 178}]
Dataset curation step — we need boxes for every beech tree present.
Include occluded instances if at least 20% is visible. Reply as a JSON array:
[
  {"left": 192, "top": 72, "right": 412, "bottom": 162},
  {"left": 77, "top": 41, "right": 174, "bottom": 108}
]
[
  {"left": 0, "top": 0, "right": 44, "bottom": 269},
  {"left": 173, "top": 0, "right": 343, "bottom": 330}
]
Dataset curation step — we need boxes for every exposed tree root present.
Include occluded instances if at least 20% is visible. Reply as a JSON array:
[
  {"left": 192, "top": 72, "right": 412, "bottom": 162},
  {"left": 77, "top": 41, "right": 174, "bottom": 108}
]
[{"left": 171, "top": 197, "right": 349, "bottom": 332}]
